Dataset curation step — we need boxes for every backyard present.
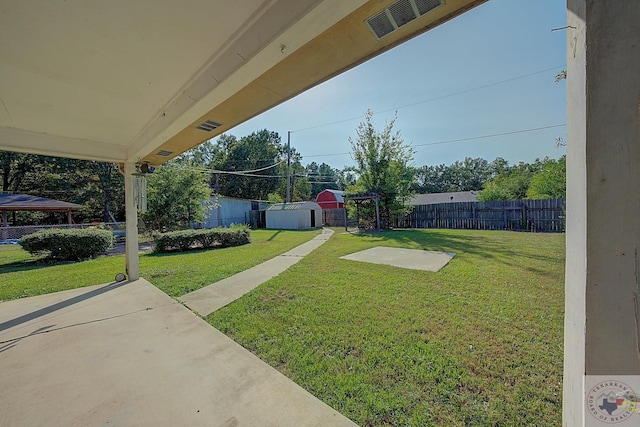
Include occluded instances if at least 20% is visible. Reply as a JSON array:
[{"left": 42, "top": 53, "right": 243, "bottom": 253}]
[
  {"left": 0, "top": 229, "right": 320, "bottom": 300},
  {"left": 0, "top": 228, "right": 565, "bottom": 426}
]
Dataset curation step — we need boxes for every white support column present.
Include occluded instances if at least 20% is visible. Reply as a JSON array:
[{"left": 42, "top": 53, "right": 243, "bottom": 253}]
[
  {"left": 564, "top": 1, "right": 640, "bottom": 425},
  {"left": 124, "top": 162, "right": 140, "bottom": 280}
]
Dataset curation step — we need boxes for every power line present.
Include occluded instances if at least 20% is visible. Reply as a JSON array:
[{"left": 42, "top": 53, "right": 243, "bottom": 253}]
[
  {"left": 304, "top": 152, "right": 350, "bottom": 158},
  {"left": 292, "top": 64, "right": 565, "bottom": 133},
  {"left": 412, "top": 124, "right": 566, "bottom": 148},
  {"left": 190, "top": 160, "right": 285, "bottom": 176},
  {"left": 301, "top": 123, "right": 567, "bottom": 159}
]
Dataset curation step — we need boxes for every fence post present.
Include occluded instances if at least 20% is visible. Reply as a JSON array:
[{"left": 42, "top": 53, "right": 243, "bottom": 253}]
[
  {"left": 503, "top": 202, "right": 508, "bottom": 230},
  {"left": 344, "top": 207, "right": 347, "bottom": 231}
]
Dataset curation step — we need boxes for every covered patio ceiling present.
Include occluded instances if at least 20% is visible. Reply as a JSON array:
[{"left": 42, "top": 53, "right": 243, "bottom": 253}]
[{"left": 0, "top": 0, "right": 486, "bottom": 166}]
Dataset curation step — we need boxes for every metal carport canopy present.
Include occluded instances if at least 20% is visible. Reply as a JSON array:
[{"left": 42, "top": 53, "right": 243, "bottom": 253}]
[{"left": 0, "top": 0, "right": 486, "bottom": 166}]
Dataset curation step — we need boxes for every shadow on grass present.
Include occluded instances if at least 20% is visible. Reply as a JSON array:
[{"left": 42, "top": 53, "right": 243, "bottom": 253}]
[
  {"left": 144, "top": 247, "right": 213, "bottom": 258},
  {"left": 144, "top": 241, "right": 252, "bottom": 258},
  {"left": 0, "top": 257, "right": 83, "bottom": 275},
  {"left": 266, "top": 230, "right": 282, "bottom": 241},
  {"left": 349, "top": 229, "right": 563, "bottom": 267}
]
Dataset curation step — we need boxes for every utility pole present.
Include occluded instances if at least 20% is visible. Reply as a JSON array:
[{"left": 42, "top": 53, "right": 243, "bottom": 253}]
[{"left": 286, "top": 131, "right": 291, "bottom": 203}]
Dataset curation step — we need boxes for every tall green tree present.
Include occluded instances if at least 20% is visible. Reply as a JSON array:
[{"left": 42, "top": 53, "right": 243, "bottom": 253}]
[
  {"left": 143, "top": 163, "right": 211, "bottom": 230},
  {"left": 211, "top": 130, "right": 284, "bottom": 200},
  {"left": 347, "top": 110, "right": 414, "bottom": 228},
  {"left": 477, "top": 158, "right": 563, "bottom": 201},
  {"left": 527, "top": 156, "right": 566, "bottom": 199},
  {"left": 477, "top": 164, "right": 536, "bottom": 201},
  {"left": 1, "top": 151, "right": 40, "bottom": 193},
  {"left": 1, "top": 151, "right": 124, "bottom": 224},
  {"left": 305, "top": 162, "right": 342, "bottom": 196},
  {"left": 411, "top": 157, "right": 493, "bottom": 193}
]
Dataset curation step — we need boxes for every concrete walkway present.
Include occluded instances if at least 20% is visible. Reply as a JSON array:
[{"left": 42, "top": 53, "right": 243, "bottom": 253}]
[
  {"left": 182, "top": 228, "right": 333, "bottom": 317},
  {"left": 0, "top": 276, "right": 356, "bottom": 426}
]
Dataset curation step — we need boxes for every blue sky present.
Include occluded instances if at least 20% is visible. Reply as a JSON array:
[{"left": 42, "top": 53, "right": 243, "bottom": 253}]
[{"left": 220, "top": 0, "right": 567, "bottom": 169}]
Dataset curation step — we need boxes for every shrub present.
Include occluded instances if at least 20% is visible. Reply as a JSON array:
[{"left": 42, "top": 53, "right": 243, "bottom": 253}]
[
  {"left": 20, "top": 228, "right": 114, "bottom": 261},
  {"left": 153, "top": 226, "right": 251, "bottom": 253}
]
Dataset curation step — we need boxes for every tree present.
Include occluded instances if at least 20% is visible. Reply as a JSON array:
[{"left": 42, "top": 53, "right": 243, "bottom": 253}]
[
  {"left": 143, "top": 162, "right": 211, "bottom": 230},
  {"left": 477, "top": 157, "right": 564, "bottom": 201},
  {"left": 411, "top": 157, "right": 496, "bottom": 194},
  {"left": 1, "top": 151, "right": 39, "bottom": 193},
  {"left": 527, "top": 156, "right": 566, "bottom": 199},
  {"left": 347, "top": 110, "right": 414, "bottom": 228},
  {"left": 1, "top": 151, "right": 125, "bottom": 224},
  {"left": 306, "top": 162, "right": 342, "bottom": 197},
  {"left": 211, "top": 130, "right": 284, "bottom": 200},
  {"left": 477, "top": 163, "right": 536, "bottom": 201}
]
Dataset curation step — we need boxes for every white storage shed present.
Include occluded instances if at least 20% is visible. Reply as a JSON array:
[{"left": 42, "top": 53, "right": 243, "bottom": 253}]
[{"left": 265, "top": 202, "right": 322, "bottom": 230}]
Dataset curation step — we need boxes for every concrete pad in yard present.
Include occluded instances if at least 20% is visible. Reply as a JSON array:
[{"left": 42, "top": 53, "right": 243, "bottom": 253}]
[
  {"left": 0, "top": 279, "right": 356, "bottom": 427},
  {"left": 340, "top": 246, "right": 455, "bottom": 272}
]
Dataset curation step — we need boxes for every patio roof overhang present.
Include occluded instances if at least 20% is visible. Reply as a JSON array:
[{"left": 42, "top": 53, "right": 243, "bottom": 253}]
[{"left": 0, "top": 0, "right": 487, "bottom": 166}]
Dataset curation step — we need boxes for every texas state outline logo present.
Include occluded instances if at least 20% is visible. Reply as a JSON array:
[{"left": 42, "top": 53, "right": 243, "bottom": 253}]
[{"left": 587, "top": 380, "right": 637, "bottom": 424}]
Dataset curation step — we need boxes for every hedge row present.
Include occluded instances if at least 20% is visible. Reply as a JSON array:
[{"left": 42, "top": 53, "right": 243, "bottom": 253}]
[
  {"left": 20, "top": 228, "right": 114, "bottom": 261},
  {"left": 153, "top": 227, "right": 251, "bottom": 253}
]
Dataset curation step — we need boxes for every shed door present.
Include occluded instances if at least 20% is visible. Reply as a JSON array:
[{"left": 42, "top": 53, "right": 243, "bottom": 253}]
[{"left": 310, "top": 210, "right": 316, "bottom": 228}]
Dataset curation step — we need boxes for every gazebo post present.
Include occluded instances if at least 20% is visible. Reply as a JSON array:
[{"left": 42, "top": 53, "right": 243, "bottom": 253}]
[
  {"left": 344, "top": 205, "right": 347, "bottom": 232},
  {"left": 1, "top": 210, "right": 7, "bottom": 241},
  {"left": 67, "top": 209, "right": 72, "bottom": 224}
]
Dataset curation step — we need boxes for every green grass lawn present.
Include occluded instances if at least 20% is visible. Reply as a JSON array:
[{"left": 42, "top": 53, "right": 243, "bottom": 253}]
[
  {"left": 0, "top": 229, "right": 320, "bottom": 301},
  {"left": 207, "top": 229, "right": 565, "bottom": 426}
]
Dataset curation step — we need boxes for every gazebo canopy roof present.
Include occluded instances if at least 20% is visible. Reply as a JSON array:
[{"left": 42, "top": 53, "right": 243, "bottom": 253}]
[{"left": 0, "top": 194, "right": 81, "bottom": 212}]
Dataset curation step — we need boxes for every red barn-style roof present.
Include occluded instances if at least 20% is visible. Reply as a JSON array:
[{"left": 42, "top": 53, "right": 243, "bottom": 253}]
[{"left": 316, "top": 189, "right": 344, "bottom": 209}]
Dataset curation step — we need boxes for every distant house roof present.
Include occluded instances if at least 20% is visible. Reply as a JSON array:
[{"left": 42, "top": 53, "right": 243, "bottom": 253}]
[
  {"left": 409, "top": 191, "right": 478, "bottom": 205},
  {"left": 266, "top": 202, "right": 321, "bottom": 211},
  {"left": 0, "top": 194, "right": 81, "bottom": 211}
]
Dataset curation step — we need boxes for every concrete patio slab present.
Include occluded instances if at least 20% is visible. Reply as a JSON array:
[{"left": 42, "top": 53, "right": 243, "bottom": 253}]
[
  {"left": 182, "top": 229, "right": 333, "bottom": 316},
  {"left": 340, "top": 246, "right": 455, "bottom": 272},
  {"left": 0, "top": 279, "right": 356, "bottom": 427}
]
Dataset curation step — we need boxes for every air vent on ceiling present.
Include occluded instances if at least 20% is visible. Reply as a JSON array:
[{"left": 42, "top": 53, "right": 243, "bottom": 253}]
[
  {"left": 196, "top": 120, "right": 222, "bottom": 132},
  {"left": 156, "top": 150, "right": 173, "bottom": 157},
  {"left": 365, "top": 0, "right": 442, "bottom": 39},
  {"left": 415, "top": 0, "right": 442, "bottom": 15},
  {"left": 366, "top": 11, "right": 395, "bottom": 39},
  {"left": 389, "top": 0, "right": 417, "bottom": 28}
]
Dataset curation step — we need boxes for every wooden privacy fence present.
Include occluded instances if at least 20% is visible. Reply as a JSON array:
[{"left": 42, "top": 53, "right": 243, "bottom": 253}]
[
  {"left": 322, "top": 208, "right": 347, "bottom": 227},
  {"left": 394, "top": 199, "right": 566, "bottom": 232}
]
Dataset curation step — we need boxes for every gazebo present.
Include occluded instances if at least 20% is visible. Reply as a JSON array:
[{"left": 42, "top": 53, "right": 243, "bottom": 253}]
[{"left": 0, "top": 194, "right": 81, "bottom": 227}]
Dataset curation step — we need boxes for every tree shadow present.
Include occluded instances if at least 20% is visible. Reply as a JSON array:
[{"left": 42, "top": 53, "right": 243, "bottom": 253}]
[
  {"left": 0, "top": 257, "right": 74, "bottom": 275},
  {"left": 347, "top": 229, "right": 564, "bottom": 268},
  {"left": 266, "top": 230, "right": 282, "bottom": 241}
]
